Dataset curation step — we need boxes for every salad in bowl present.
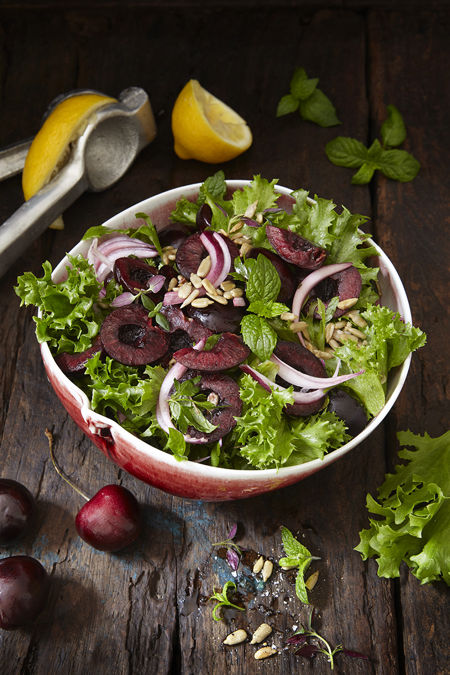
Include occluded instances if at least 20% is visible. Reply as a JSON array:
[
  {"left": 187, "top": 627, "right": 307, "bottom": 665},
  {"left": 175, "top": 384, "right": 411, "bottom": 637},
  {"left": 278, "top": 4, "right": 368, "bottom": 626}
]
[{"left": 15, "top": 173, "right": 425, "bottom": 500}]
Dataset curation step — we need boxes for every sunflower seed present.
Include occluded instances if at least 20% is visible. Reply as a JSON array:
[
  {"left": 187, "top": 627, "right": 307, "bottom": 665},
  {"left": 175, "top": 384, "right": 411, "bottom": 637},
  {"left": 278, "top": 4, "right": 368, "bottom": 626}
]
[
  {"left": 168, "top": 277, "right": 178, "bottom": 291},
  {"left": 177, "top": 282, "right": 193, "bottom": 299},
  {"left": 329, "top": 338, "right": 340, "bottom": 350},
  {"left": 223, "top": 291, "right": 234, "bottom": 300},
  {"left": 344, "top": 325, "right": 366, "bottom": 340},
  {"left": 255, "top": 212, "right": 263, "bottom": 224},
  {"left": 230, "top": 220, "right": 244, "bottom": 233},
  {"left": 202, "top": 278, "right": 218, "bottom": 295},
  {"left": 191, "top": 298, "right": 213, "bottom": 308},
  {"left": 240, "top": 242, "right": 253, "bottom": 257},
  {"left": 229, "top": 287, "right": 244, "bottom": 298},
  {"left": 196, "top": 256, "right": 211, "bottom": 278},
  {"left": 305, "top": 570, "right": 319, "bottom": 590},
  {"left": 335, "top": 329, "right": 358, "bottom": 343},
  {"left": 250, "top": 623, "right": 273, "bottom": 644},
  {"left": 212, "top": 294, "right": 228, "bottom": 305},
  {"left": 337, "top": 297, "right": 358, "bottom": 310},
  {"left": 167, "top": 253, "right": 176, "bottom": 261},
  {"left": 262, "top": 560, "right": 274, "bottom": 582},
  {"left": 244, "top": 200, "right": 258, "bottom": 218},
  {"left": 221, "top": 280, "right": 235, "bottom": 292},
  {"left": 180, "top": 289, "right": 200, "bottom": 308},
  {"left": 190, "top": 273, "right": 203, "bottom": 289},
  {"left": 325, "top": 323, "right": 335, "bottom": 343},
  {"left": 253, "top": 556, "right": 264, "bottom": 574},
  {"left": 280, "top": 312, "right": 297, "bottom": 322},
  {"left": 223, "top": 629, "right": 247, "bottom": 646},
  {"left": 347, "top": 309, "right": 367, "bottom": 328},
  {"left": 254, "top": 646, "right": 277, "bottom": 660},
  {"left": 316, "top": 350, "right": 333, "bottom": 360}
]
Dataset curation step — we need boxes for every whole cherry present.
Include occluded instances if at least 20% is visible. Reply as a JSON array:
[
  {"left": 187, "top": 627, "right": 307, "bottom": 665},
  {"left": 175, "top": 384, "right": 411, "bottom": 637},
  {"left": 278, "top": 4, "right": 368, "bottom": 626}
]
[
  {"left": 0, "top": 478, "right": 35, "bottom": 546},
  {"left": 75, "top": 485, "right": 142, "bottom": 552},
  {"left": 46, "top": 430, "right": 141, "bottom": 552},
  {"left": 0, "top": 555, "right": 49, "bottom": 630}
]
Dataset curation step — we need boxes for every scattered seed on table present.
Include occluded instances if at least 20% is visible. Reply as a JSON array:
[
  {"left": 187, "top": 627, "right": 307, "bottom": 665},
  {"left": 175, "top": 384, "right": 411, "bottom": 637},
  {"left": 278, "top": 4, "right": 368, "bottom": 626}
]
[
  {"left": 262, "top": 560, "right": 274, "bottom": 582},
  {"left": 250, "top": 623, "right": 273, "bottom": 644},
  {"left": 253, "top": 556, "right": 264, "bottom": 574},
  {"left": 254, "top": 647, "right": 277, "bottom": 660},
  {"left": 223, "top": 629, "right": 247, "bottom": 646},
  {"left": 305, "top": 570, "right": 319, "bottom": 590}
]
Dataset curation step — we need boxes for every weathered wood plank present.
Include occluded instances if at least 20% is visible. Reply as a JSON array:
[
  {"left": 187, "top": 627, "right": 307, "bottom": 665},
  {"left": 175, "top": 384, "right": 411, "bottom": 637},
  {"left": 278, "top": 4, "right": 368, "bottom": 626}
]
[{"left": 368, "top": 9, "right": 450, "bottom": 675}]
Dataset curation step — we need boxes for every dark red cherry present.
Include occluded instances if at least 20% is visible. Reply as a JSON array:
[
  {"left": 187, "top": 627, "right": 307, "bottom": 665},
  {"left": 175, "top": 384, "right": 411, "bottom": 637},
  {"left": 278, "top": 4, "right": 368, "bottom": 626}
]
[
  {"left": 114, "top": 257, "right": 160, "bottom": 295},
  {"left": 0, "top": 555, "right": 49, "bottom": 630},
  {"left": 54, "top": 335, "right": 104, "bottom": 376},
  {"left": 185, "top": 301, "right": 246, "bottom": 334},
  {"left": 266, "top": 225, "right": 327, "bottom": 270},
  {"left": 75, "top": 485, "right": 141, "bottom": 552},
  {"left": 174, "top": 333, "right": 250, "bottom": 371},
  {"left": 327, "top": 389, "right": 368, "bottom": 437},
  {"left": 311, "top": 266, "right": 362, "bottom": 318},
  {"left": 100, "top": 305, "right": 168, "bottom": 366},
  {"left": 178, "top": 372, "right": 242, "bottom": 442},
  {"left": 159, "top": 223, "right": 191, "bottom": 249},
  {"left": 0, "top": 479, "right": 35, "bottom": 546}
]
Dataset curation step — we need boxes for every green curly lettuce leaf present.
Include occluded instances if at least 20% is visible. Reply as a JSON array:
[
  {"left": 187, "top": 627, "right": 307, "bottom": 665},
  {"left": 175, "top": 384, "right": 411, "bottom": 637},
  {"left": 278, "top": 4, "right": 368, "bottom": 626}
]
[
  {"left": 232, "top": 373, "right": 348, "bottom": 469},
  {"left": 356, "top": 430, "right": 450, "bottom": 586},
  {"left": 14, "top": 256, "right": 113, "bottom": 353}
]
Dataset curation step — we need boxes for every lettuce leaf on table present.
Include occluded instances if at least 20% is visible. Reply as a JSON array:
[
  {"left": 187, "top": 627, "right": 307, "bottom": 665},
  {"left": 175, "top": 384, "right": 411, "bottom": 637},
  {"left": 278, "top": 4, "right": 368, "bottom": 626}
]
[{"left": 356, "top": 430, "right": 450, "bottom": 586}]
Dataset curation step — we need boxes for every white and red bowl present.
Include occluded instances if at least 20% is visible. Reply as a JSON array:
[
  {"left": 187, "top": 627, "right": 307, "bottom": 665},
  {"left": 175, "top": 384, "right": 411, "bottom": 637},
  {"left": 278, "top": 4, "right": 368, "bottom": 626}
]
[{"left": 40, "top": 181, "right": 412, "bottom": 501}]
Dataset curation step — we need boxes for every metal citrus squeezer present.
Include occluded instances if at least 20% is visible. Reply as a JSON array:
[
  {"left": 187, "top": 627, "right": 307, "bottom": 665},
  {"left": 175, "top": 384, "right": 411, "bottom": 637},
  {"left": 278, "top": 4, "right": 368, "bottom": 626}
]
[{"left": 0, "top": 86, "right": 157, "bottom": 277}]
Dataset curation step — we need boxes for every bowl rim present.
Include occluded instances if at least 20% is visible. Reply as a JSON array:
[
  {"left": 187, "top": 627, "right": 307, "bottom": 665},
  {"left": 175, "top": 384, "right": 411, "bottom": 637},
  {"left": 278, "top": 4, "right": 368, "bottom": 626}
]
[{"left": 41, "top": 179, "right": 412, "bottom": 480}]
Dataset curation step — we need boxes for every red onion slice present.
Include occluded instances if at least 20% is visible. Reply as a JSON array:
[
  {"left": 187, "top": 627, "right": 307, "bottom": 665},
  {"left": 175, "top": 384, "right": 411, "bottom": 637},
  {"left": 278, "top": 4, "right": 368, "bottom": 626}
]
[
  {"left": 200, "top": 231, "right": 231, "bottom": 287},
  {"left": 111, "top": 292, "right": 136, "bottom": 308},
  {"left": 292, "top": 262, "right": 353, "bottom": 319},
  {"left": 240, "top": 365, "right": 326, "bottom": 404},
  {"left": 270, "top": 354, "right": 364, "bottom": 389},
  {"left": 88, "top": 235, "right": 158, "bottom": 282},
  {"left": 211, "top": 232, "right": 232, "bottom": 286},
  {"left": 156, "top": 338, "right": 209, "bottom": 445}
]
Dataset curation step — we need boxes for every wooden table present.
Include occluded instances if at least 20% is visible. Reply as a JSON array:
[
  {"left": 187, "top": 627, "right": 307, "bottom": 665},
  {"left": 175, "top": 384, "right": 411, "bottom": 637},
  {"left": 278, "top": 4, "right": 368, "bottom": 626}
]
[{"left": 0, "top": 2, "right": 448, "bottom": 673}]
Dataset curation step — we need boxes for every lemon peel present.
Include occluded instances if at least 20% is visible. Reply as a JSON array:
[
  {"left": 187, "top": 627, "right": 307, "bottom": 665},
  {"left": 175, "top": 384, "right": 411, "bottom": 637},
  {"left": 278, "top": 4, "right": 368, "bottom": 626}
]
[
  {"left": 22, "top": 93, "right": 116, "bottom": 228},
  {"left": 171, "top": 80, "right": 252, "bottom": 163}
]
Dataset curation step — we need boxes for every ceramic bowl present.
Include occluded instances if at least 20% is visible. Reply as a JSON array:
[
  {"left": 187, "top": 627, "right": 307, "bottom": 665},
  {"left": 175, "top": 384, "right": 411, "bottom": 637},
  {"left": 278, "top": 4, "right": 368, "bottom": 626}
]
[{"left": 40, "top": 181, "right": 412, "bottom": 501}]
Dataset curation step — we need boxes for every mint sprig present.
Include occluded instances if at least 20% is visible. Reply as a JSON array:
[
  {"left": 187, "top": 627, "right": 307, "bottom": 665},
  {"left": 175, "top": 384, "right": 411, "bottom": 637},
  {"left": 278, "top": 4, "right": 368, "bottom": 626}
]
[
  {"left": 208, "top": 581, "right": 245, "bottom": 621},
  {"left": 279, "top": 526, "right": 320, "bottom": 604},
  {"left": 277, "top": 67, "right": 341, "bottom": 128},
  {"left": 239, "top": 255, "right": 289, "bottom": 361},
  {"left": 326, "top": 105, "right": 420, "bottom": 184}
]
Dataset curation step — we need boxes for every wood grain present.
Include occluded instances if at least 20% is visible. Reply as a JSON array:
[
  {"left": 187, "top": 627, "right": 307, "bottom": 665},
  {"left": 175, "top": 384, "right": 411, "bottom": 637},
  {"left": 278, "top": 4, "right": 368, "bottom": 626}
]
[{"left": 0, "top": 4, "right": 448, "bottom": 675}]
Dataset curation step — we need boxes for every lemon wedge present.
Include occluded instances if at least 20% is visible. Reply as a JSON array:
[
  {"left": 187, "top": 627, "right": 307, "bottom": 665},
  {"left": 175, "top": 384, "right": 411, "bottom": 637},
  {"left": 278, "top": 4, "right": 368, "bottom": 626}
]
[
  {"left": 22, "top": 92, "right": 116, "bottom": 228},
  {"left": 171, "top": 79, "right": 252, "bottom": 163}
]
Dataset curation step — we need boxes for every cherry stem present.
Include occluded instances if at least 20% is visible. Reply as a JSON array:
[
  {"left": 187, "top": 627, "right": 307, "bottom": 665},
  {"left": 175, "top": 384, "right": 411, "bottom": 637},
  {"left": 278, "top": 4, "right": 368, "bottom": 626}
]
[{"left": 45, "top": 429, "right": 90, "bottom": 502}]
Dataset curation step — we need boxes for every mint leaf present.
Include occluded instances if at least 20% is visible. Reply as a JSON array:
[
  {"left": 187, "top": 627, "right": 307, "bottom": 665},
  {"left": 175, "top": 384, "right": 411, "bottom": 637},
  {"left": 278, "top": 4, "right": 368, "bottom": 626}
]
[
  {"left": 325, "top": 137, "right": 368, "bottom": 168},
  {"left": 246, "top": 254, "right": 281, "bottom": 304},
  {"left": 247, "top": 299, "right": 289, "bottom": 319},
  {"left": 170, "top": 197, "right": 197, "bottom": 225},
  {"left": 290, "top": 67, "right": 319, "bottom": 101},
  {"left": 165, "top": 428, "right": 188, "bottom": 461},
  {"left": 377, "top": 149, "right": 420, "bottom": 182},
  {"left": 241, "top": 314, "right": 277, "bottom": 361},
  {"left": 352, "top": 163, "right": 376, "bottom": 185},
  {"left": 279, "top": 526, "right": 317, "bottom": 604},
  {"left": 134, "top": 213, "right": 163, "bottom": 257},
  {"left": 299, "top": 88, "right": 341, "bottom": 127},
  {"left": 276, "top": 94, "right": 299, "bottom": 117},
  {"left": 381, "top": 104, "right": 407, "bottom": 148}
]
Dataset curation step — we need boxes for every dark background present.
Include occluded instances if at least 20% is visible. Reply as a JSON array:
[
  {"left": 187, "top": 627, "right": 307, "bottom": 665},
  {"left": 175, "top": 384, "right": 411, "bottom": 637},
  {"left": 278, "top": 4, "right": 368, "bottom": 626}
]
[{"left": 0, "top": 1, "right": 448, "bottom": 674}]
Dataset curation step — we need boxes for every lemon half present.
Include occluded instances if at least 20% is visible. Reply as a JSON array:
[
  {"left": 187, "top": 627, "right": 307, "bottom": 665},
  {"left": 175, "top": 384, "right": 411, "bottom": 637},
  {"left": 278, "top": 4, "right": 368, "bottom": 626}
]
[
  {"left": 171, "top": 79, "right": 252, "bottom": 163},
  {"left": 22, "top": 92, "right": 116, "bottom": 228}
]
